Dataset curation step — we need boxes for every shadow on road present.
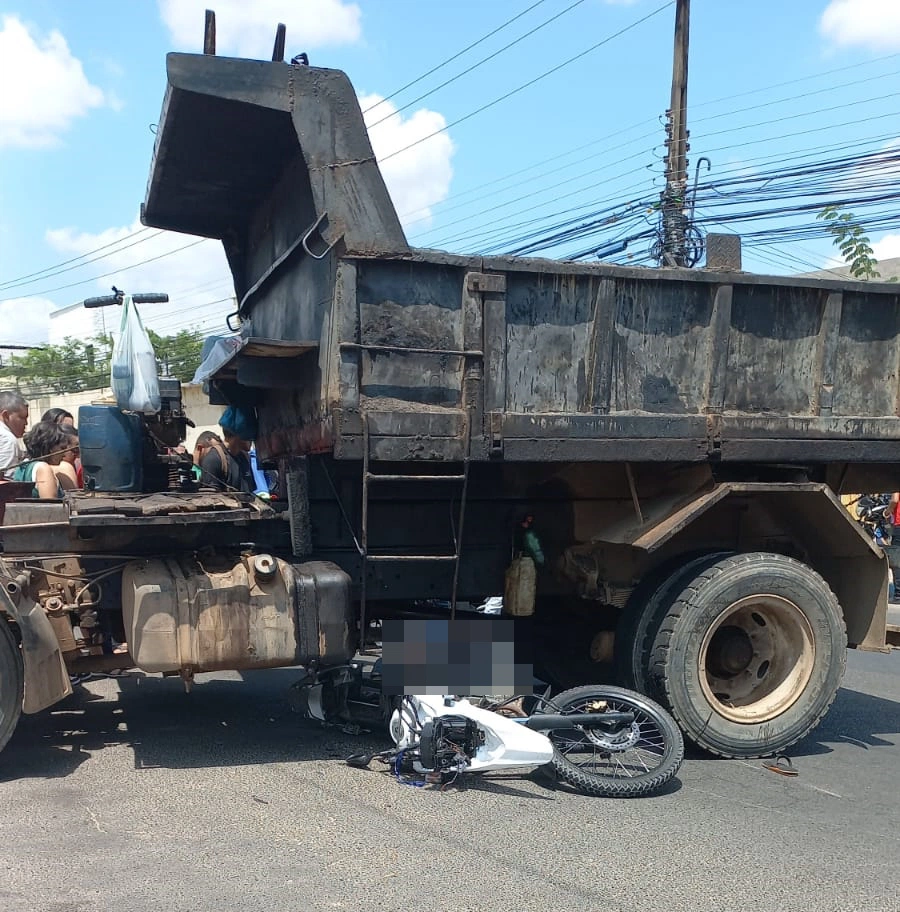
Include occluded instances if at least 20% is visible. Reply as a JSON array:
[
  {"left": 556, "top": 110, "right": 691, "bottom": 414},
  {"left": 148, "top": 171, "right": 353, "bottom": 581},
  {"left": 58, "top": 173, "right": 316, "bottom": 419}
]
[
  {"left": 0, "top": 668, "right": 689, "bottom": 802},
  {"left": 788, "top": 686, "right": 900, "bottom": 757},
  {"left": 0, "top": 668, "right": 390, "bottom": 781}
]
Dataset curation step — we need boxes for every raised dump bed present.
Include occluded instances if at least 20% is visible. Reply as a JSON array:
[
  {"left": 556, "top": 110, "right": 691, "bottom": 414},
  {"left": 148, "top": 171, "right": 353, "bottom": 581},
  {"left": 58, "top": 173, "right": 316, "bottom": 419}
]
[{"left": 143, "top": 52, "right": 900, "bottom": 470}]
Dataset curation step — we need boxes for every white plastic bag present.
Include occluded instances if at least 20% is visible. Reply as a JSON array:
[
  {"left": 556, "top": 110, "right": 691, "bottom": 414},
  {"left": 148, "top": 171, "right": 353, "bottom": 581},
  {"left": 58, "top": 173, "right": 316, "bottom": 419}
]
[
  {"left": 110, "top": 295, "right": 161, "bottom": 413},
  {"left": 476, "top": 596, "right": 504, "bottom": 615}
]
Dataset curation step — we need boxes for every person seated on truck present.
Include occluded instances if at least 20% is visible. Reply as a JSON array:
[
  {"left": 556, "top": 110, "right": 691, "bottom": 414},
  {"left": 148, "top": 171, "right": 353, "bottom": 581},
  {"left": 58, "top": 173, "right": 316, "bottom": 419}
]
[
  {"left": 43, "top": 408, "right": 82, "bottom": 486},
  {"left": 193, "top": 429, "right": 254, "bottom": 494},
  {"left": 193, "top": 430, "right": 231, "bottom": 490},
  {"left": 0, "top": 390, "right": 29, "bottom": 480},
  {"left": 53, "top": 427, "right": 81, "bottom": 491},
  {"left": 219, "top": 407, "right": 258, "bottom": 494},
  {"left": 11, "top": 420, "right": 72, "bottom": 499},
  {"left": 220, "top": 426, "right": 256, "bottom": 494},
  {"left": 42, "top": 407, "right": 75, "bottom": 429}
]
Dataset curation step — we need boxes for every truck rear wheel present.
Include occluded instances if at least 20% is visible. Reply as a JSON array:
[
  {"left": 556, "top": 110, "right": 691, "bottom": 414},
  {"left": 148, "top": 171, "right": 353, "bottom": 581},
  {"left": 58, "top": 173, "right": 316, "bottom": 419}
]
[
  {"left": 0, "top": 619, "right": 23, "bottom": 754},
  {"left": 614, "top": 552, "right": 735, "bottom": 694},
  {"left": 648, "top": 553, "right": 846, "bottom": 759}
]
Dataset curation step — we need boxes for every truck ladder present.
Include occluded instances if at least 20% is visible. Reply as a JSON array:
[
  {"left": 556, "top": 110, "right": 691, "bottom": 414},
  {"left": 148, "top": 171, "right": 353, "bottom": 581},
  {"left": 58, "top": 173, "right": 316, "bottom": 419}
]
[{"left": 358, "top": 413, "right": 471, "bottom": 654}]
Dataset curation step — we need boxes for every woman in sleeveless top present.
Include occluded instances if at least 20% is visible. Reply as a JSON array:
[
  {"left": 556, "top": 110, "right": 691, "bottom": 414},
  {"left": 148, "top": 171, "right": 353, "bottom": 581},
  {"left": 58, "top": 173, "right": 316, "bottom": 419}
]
[{"left": 12, "top": 420, "right": 73, "bottom": 499}]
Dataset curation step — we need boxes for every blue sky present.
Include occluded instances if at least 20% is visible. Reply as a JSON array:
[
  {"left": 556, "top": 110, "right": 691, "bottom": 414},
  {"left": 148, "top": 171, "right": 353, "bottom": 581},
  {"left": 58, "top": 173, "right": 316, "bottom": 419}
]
[{"left": 1, "top": 0, "right": 899, "bottom": 346}]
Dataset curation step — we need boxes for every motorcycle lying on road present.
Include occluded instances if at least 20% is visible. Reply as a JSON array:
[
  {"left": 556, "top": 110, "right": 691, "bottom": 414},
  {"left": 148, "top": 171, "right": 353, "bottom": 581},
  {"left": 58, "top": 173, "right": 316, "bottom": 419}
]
[{"left": 291, "top": 665, "right": 684, "bottom": 798}]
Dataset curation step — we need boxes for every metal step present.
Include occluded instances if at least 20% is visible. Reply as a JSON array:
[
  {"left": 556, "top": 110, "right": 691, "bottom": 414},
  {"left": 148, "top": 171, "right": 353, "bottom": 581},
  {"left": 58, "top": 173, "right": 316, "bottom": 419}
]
[
  {"left": 365, "top": 473, "right": 466, "bottom": 483},
  {"left": 365, "top": 554, "right": 458, "bottom": 562}
]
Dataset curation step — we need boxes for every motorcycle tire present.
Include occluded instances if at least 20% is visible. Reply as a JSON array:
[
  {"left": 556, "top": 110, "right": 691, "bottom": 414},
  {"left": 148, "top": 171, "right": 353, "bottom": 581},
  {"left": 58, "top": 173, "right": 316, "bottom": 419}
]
[{"left": 545, "top": 685, "right": 684, "bottom": 798}]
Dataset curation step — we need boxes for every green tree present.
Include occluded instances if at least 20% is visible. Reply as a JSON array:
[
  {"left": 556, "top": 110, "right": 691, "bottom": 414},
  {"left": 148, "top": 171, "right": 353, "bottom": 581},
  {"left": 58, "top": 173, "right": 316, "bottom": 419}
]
[
  {"left": 0, "top": 328, "right": 205, "bottom": 396},
  {"left": 0, "top": 335, "right": 113, "bottom": 395},
  {"left": 817, "top": 205, "right": 882, "bottom": 280},
  {"left": 147, "top": 328, "right": 206, "bottom": 379}
]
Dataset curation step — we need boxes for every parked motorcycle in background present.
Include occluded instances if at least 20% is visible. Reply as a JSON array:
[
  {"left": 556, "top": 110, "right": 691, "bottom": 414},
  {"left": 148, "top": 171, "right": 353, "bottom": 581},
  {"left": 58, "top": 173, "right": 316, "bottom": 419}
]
[
  {"left": 850, "top": 493, "right": 898, "bottom": 600},
  {"left": 854, "top": 493, "right": 895, "bottom": 547}
]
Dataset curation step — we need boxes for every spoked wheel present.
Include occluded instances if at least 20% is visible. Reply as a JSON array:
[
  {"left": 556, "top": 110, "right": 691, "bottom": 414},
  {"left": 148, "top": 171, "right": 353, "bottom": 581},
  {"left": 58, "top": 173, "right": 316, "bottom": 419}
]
[{"left": 546, "top": 685, "right": 684, "bottom": 798}]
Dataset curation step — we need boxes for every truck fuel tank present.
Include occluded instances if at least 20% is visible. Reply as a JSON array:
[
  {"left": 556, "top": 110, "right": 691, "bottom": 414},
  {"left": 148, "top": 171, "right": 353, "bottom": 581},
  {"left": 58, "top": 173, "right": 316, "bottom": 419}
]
[{"left": 121, "top": 553, "right": 354, "bottom": 673}]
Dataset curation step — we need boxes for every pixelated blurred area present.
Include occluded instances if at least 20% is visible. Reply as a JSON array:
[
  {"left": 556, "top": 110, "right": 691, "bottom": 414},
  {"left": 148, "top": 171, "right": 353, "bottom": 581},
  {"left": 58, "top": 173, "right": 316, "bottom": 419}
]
[{"left": 379, "top": 618, "right": 535, "bottom": 696}]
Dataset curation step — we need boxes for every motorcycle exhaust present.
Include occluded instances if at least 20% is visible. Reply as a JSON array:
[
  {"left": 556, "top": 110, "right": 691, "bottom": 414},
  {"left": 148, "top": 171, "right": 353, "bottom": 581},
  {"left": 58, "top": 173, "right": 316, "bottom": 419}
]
[{"left": 523, "top": 711, "right": 635, "bottom": 732}]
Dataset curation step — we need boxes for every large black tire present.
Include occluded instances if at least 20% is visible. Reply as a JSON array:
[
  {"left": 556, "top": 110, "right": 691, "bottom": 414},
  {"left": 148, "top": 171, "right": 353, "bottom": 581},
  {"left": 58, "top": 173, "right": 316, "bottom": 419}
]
[
  {"left": 546, "top": 685, "right": 685, "bottom": 798},
  {"left": 0, "top": 619, "right": 23, "bottom": 754},
  {"left": 614, "top": 552, "right": 736, "bottom": 693},
  {"left": 648, "top": 553, "right": 847, "bottom": 759}
]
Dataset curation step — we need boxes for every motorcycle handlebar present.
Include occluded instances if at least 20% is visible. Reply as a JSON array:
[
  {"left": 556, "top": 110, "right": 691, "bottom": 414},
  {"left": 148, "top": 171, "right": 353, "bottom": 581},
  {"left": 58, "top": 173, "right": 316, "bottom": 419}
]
[{"left": 83, "top": 292, "right": 170, "bottom": 308}]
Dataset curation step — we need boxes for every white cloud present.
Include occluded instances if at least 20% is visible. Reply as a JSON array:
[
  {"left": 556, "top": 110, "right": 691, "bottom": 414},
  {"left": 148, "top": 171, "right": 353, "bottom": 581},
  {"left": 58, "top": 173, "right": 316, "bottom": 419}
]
[
  {"left": 0, "top": 15, "right": 109, "bottom": 149},
  {"left": 45, "top": 219, "right": 236, "bottom": 342},
  {"left": 360, "top": 94, "right": 455, "bottom": 230},
  {"left": 158, "top": 0, "right": 362, "bottom": 59},
  {"left": 872, "top": 234, "right": 900, "bottom": 260},
  {"left": 820, "top": 0, "right": 900, "bottom": 51},
  {"left": 0, "top": 297, "right": 56, "bottom": 346}
]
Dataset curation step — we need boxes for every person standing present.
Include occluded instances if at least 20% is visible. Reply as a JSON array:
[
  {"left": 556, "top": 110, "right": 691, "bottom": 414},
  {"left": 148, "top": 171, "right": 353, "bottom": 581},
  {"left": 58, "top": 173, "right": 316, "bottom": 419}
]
[{"left": 0, "top": 391, "right": 29, "bottom": 479}]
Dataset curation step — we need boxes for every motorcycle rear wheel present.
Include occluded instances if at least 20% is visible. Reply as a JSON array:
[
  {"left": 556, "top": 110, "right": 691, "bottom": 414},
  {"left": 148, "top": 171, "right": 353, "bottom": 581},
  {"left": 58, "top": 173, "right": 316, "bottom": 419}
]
[{"left": 546, "top": 685, "right": 684, "bottom": 798}]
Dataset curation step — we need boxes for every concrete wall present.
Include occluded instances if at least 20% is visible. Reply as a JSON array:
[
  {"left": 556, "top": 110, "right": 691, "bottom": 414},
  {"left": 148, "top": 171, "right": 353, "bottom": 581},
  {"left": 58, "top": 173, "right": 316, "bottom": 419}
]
[{"left": 26, "top": 383, "right": 224, "bottom": 452}]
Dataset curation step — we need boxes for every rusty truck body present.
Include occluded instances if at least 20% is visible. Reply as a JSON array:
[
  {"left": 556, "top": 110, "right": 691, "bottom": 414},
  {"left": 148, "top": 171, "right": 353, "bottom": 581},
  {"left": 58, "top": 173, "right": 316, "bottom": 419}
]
[{"left": 2, "top": 43, "right": 899, "bottom": 761}]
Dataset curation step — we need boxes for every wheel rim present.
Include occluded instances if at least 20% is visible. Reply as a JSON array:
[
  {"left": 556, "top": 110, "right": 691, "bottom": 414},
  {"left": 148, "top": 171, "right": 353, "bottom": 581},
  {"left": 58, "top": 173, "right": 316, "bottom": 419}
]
[
  {"left": 550, "top": 696, "right": 671, "bottom": 781},
  {"left": 698, "top": 594, "right": 816, "bottom": 724}
]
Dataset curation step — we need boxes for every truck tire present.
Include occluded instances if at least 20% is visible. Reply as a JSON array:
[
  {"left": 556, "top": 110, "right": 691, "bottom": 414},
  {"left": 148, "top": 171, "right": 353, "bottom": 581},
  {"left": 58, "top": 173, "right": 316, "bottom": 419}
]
[
  {"left": 614, "top": 551, "right": 735, "bottom": 694},
  {"left": 0, "top": 620, "right": 23, "bottom": 754},
  {"left": 648, "top": 553, "right": 846, "bottom": 759}
]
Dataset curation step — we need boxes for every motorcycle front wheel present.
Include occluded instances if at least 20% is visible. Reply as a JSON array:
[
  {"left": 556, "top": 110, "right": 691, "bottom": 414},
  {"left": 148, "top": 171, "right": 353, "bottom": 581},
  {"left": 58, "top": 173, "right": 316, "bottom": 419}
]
[{"left": 545, "top": 685, "right": 684, "bottom": 798}]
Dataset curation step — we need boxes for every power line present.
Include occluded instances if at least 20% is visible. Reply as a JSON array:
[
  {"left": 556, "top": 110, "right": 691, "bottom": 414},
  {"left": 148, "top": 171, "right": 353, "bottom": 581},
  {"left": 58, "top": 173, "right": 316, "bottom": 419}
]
[
  {"left": 0, "top": 228, "right": 157, "bottom": 290},
  {"left": 409, "top": 71, "right": 900, "bottom": 245},
  {"left": 366, "top": 0, "right": 588, "bottom": 130},
  {"left": 481, "top": 140, "right": 900, "bottom": 262},
  {"left": 0, "top": 239, "right": 210, "bottom": 303},
  {"left": 379, "top": 1, "right": 675, "bottom": 164},
  {"left": 361, "top": 0, "right": 556, "bottom": 115},
  {"left": 417, "top": 156, "right": 653, "bottom": 249},
  {"left": 423, "top": 127, "right": 900, "bottom": 254},
  {"left": 472, "top": 116, "right": 900, "bottom": 258},
  {"left": 688, "top": 50, "right": 900, "bottom": 118},
  {"left": 0, "top": 230, "right": 167, "bottom": 292},
  {"left": 398, "top": 50, "right": 900, "bottom": 228}
]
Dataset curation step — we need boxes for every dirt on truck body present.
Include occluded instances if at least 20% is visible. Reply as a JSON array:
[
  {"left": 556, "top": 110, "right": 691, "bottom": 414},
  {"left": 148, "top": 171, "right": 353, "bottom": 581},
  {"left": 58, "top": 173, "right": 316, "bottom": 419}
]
[{"left": 2, "top": 31, "right": 900, "bottom": 761}]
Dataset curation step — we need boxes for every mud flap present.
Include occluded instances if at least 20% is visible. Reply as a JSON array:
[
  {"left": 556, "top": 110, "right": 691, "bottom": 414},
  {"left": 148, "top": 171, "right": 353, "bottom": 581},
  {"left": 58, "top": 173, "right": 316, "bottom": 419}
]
[{"left": 2, "top": 582, "right": 71, "bottom": 713}]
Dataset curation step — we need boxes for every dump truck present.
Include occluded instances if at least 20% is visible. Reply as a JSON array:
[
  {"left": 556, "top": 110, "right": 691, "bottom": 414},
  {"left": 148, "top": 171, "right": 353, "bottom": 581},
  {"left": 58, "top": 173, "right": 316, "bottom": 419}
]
[{"left": 2, "top": 35, "right": 899, "bottom": 762}]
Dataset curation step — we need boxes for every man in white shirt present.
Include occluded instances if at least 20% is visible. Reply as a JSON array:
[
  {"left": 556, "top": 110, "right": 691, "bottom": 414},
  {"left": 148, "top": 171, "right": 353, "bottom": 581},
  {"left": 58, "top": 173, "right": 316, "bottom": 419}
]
[{"left": 0, "top": 391, "right": 29, "bottom": 479}]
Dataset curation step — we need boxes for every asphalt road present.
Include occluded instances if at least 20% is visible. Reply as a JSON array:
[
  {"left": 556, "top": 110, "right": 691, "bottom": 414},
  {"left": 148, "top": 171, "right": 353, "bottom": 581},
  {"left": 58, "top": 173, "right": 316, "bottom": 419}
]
[{"left": 2, "top": 645, "right": 899, "bottom": 912}]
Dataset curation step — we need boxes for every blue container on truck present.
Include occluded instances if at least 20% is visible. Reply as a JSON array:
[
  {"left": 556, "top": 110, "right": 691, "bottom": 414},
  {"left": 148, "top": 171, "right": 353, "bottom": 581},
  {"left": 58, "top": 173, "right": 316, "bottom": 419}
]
[{"left": 78, "top": 405, "right": 144, "bottom": 493}]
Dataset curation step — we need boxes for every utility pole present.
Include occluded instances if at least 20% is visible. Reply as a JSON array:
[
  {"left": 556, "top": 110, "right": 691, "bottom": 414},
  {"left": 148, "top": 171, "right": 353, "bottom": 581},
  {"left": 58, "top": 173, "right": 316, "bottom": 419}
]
[{"left": 660, "top": 0, "right": 691, "bottom": 267}]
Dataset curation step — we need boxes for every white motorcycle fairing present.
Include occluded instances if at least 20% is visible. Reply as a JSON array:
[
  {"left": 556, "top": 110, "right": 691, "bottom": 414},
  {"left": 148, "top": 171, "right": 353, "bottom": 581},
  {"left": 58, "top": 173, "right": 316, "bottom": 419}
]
[{"left": 389, "top": 694, "right": 555, "bottom": 773}]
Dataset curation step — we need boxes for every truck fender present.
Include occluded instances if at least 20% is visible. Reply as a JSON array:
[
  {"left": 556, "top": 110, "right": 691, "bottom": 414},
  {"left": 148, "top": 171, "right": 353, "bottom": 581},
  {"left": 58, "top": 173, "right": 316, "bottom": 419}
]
[
  {"left": 629, "top": 482, "right": 889, "bottom": 653},
  {"left": 561, "top": 481, "right": 889, "bottom": 653},
  {"left": 1, "top": 573, "right": 72, "bottom": 714}
]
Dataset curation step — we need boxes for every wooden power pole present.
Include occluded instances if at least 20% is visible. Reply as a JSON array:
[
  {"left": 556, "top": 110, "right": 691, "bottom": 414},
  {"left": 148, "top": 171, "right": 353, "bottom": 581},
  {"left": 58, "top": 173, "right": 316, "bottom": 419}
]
[{"left": 660, "top": 0, "right": 691, "bottom": 266}]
